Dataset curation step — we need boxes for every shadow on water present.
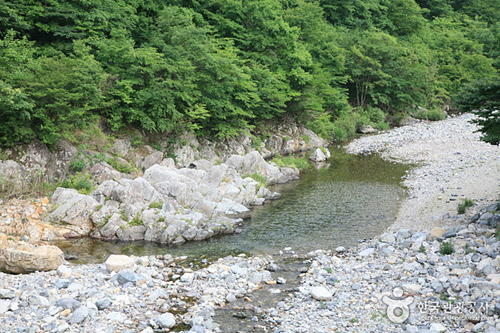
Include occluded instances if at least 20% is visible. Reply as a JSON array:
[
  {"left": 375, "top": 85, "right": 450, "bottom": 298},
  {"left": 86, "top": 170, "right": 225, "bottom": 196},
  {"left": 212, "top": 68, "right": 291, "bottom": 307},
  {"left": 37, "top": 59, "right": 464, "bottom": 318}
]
[{"left": 53, "top": 148, "right": 408, "bottom": 264}]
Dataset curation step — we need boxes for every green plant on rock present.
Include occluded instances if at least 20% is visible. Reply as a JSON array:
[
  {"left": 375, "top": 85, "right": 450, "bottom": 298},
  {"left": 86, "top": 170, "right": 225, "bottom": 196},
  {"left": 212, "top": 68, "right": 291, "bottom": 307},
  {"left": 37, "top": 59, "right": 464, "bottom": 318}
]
[
  {"left": 250, "top": 134, "right": 263, "bottom": 149},
  {"left": 465, "top": 242, "right": 472, "bottom": 255},
  {"left": 131, "top": 133, "right": 144, "bottom": 148},
  {"left": 120, "top": 211, "right": 129, "bottom": 222},
  {"left": 103, "top": 214, "right": 112, "bottom": 225},
  {"left": 149, "top": 201, "right": 163, "bottom": 209},
  {"left": 244, "top": 172, "right": 268, "bottom": 189},
  {"left": 418, "top": 244, "right": 427, "bottom": 254},
  {"left": 129, "top": 213, "right": 144, "bottom": 226},
  {"left": 457, "top": 198, "right": 474, "bottom": 214},
  {"left": 69, "top": 155, "right": 87, "bottom": 173},
  {"left": 59, "top": 172, "right": 95, "bottom": 195},
  {"left": 440, "top": 241, "right": 454, "bottom": 255},
  {"left": 106, "top": 157, "right": 137, "bottom": 174},
  {"left": 272, "top": 154, "right": 309, "bottom": 170}
]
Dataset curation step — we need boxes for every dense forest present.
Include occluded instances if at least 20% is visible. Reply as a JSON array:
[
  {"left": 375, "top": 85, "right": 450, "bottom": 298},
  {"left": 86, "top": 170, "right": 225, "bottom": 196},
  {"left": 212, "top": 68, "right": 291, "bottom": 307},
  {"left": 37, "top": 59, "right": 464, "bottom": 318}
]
[{"left": 1, "top": 0, "right": 499, "bottom": 148}]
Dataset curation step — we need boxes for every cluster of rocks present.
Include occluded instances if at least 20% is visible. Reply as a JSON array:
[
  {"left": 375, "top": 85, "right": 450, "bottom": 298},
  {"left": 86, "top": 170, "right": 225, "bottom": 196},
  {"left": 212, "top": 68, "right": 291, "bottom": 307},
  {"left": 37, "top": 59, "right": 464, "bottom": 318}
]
[
  {"left": 2, "top": 202, "right": 500, "bottom": 332},
  {"left": 0, "top": 249, "right": 280, "bottom": 333},
  {"left": 44, "top": 151, "right": 300, "bottom": 244},
  {"left": 0, "top": 121, "right": 325, "bottom": 186},
  {"left": 168, "top": 122, "right": 325, "bottom": 167},
  {"left": 265, "top": 203, "right": 500, "bottom": 333}
]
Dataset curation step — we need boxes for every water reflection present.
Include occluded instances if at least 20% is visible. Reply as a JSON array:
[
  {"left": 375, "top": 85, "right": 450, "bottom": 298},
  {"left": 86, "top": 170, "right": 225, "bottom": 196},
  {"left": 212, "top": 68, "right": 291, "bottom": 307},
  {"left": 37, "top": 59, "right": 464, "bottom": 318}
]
[{"left": 53, "top": 148, "right": 408, "bottom": 263}]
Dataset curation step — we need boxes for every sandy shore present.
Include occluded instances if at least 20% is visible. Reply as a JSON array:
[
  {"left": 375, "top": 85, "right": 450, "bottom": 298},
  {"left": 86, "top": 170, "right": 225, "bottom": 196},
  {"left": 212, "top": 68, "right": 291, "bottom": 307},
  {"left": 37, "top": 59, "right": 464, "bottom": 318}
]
[{"left": 346, "top": 113, "right": 500, "bottom": 232}]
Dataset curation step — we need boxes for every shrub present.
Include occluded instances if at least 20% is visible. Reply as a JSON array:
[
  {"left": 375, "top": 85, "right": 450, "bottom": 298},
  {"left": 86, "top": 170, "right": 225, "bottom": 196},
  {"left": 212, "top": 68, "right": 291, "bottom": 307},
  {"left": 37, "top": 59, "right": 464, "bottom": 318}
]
[
  {"left": 440, "top": 241, "right": 454, "bottom": 255},
  {"left": 413, "top": 108, "right": 447, "bottom": 121},
  {"left": 374, "top": 122, "right": 389, "bottom": 131},
  {"left": 129, "top": 213, "right": 144, "bottom": 226},
  {"left": 272, "top": 154, "right": 309, "bottom": 170},
  {"left": 59, "top": 172, "right": 95, "bottom": 194},
  {"left": 149, "top": 201, "right": 163, "bottom": 209},
  {"left": 106, "top": 157, "right": 137, "bottom": 174},
  {"left": 457, "top": 198, "right": 474, "bottom": 214},
  {"left": 244, "top": 172, "right": 268, "bottom": 188},
  {"left": 69, "top": 156, "right": 87, "bottom": 173},
  {"left": 360, "top": 107, "right": 386, "bottom": 123}
]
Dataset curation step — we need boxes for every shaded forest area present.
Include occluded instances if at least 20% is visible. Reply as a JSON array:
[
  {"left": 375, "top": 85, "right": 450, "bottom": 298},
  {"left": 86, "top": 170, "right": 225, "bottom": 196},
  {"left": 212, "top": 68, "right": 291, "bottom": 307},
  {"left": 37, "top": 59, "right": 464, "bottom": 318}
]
[{"left": 1, "top": 0, "right": 499, "bottom": 147}]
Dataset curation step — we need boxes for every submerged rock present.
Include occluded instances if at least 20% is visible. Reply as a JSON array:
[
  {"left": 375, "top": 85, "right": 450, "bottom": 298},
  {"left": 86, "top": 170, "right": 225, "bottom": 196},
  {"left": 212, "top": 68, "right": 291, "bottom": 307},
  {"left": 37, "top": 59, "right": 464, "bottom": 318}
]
[{"left": 309, "top": 147, "right": 331, "bottom": 162}]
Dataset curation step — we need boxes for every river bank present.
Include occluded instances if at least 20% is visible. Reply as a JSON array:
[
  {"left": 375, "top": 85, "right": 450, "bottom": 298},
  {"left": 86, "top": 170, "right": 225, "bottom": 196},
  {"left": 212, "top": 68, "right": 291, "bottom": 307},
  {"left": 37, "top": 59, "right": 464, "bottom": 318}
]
[
  {"left": 346, "top": 113, "right": 500, "bottom": 232},
  {"left": 2, "top": 113, "right": 500, "bottom": 332}
]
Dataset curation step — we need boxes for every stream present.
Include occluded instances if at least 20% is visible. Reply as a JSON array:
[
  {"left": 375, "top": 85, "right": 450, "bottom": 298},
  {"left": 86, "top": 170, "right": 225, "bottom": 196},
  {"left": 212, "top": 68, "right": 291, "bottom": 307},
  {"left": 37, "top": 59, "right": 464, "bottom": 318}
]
[
  {"left": 54, "top": 148, "right": 408, "bottom": 263},
  {"left": 53, "top": 148, "right": 408, "bottom": 332}
]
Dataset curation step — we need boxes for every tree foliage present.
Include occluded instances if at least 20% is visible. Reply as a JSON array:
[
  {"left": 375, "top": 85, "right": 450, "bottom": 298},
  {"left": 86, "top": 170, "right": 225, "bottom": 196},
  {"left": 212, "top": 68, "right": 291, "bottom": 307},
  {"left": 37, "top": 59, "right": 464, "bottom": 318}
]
[
  {"left": 0, "top": 0, "right": 499, "bottom": 146},
  {"left": 456, "top": 77, "right": 500, "bottom": 144}
]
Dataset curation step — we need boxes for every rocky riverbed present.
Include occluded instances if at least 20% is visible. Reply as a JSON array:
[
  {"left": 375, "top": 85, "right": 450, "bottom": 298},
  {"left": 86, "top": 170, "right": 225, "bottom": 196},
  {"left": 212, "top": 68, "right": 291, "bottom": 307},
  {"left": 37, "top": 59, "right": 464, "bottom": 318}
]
[
  {"left": 1, "top": 208, "right": 500, "bottom": 333},
  {"left": 2, "top": 113, "right": 500, "bottom": 332}
]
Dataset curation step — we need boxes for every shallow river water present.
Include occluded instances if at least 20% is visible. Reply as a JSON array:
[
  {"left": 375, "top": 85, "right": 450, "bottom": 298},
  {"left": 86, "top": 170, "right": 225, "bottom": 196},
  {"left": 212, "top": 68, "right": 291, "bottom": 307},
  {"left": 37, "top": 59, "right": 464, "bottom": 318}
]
[{"left": 54, "top": 148, "right": 408, "bottom": 264}]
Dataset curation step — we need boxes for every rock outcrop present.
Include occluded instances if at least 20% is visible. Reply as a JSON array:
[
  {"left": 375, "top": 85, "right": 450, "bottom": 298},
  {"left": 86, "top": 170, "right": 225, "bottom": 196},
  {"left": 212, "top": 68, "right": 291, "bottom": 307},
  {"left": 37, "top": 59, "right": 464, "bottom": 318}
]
[
  {"left": 48, "top": 188, "right": 99, "bottom": 237},
  {"left": 43, "top": 151, "right": 299, "bottom": 245},
  {"left": 165, "top": 121, "right": 326, "bottom": 167}
]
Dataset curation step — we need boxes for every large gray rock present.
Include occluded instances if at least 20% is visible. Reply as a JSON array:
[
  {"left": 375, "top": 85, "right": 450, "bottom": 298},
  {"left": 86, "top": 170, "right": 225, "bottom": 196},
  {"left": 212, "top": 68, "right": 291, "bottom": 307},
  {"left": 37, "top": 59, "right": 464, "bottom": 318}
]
[
  {"left": 47, "top": 188, "right": 99, "bottom": 236},
  {"left": 110, "top": 177, "right": 160, "bottom": 204},
  {"left": 45, "top": 140, "right": 79, "bottom": 182},
  {"left": 117, "top": 225, "right": 146, "bottom": 241},
  {"left": 225, "top": 151, "right": 299, "bottom": 185},
  {"left": 157, "top": 312, "right": 176, "bottom": 329},
  {"left": 0, "top": 243, "right": 64, "bottom": 274},
  {"left": 214, "top": 198, "right": 251, "bottom": 219},
  {"left": 310, "top": 287, "right": 333, "bottom": 301},
  {"left": 309, "top": 148, "right": 331, "bottom": 162},
  {"left": 141, "top": 151, "right": 164, "bottom": 170},
  {"left": 109, "top": 138, "right": 131, "bottom": 157},
  {"left": 48, "top": 148, "right": 300, "bottom": 245},
  {"left": 358, "top": 125, "right": 376, "bottom": 134},
  {"left": 89, "top": 161, "right": 123, "bottom": 183},
  {"left": 105, "top": 254, "right": 135, "bottom": 273},
  {"left": 99, "top": 213, "right": 127, "bottom": 239},
  {"left": 0, "top": 160, "right": 28, "bottom": 184}
]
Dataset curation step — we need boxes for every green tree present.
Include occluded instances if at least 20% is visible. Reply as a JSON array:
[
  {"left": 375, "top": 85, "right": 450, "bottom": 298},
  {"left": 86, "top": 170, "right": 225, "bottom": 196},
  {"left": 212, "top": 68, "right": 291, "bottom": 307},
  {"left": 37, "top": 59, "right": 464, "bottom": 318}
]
[
  {"left": 22, "top": 42, "right": 107, "bottom": 145},
  {"left": 456, "top": 77, "right": 500, "bottom": 144},
  {"left": 319, "top": 0, "right": 385, "bottom": 29},
  {"left": 341, "top": 30, "right": 436, "bottom": 112},
  {"left": 414, "top": 0, "right": 453, "bottom": 19},
  {"left": 0, "top": 80, "right": 35, "bottom": 146}
]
